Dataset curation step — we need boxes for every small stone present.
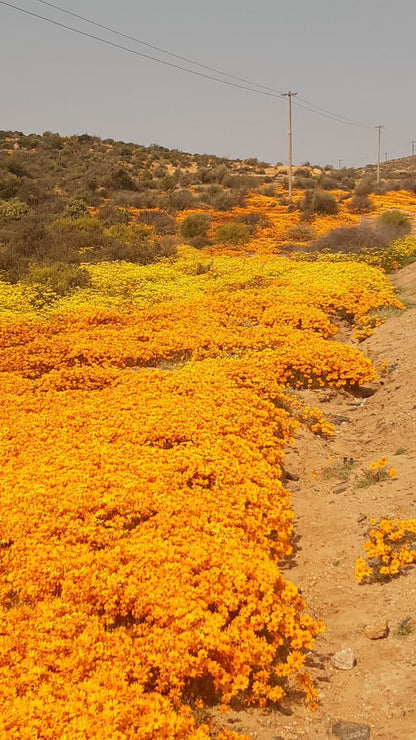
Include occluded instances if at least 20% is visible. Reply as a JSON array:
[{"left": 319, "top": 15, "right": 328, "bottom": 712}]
[
  {"left": 332, "top": 720, "right": 370, "bottom": 739},
  {"left": 355, "top": 382, "right": 381, "bottom": 398},
  {"left": 331, "top": 648, "right": 356, "bottom": 670},
  {"left": 285, "top": 470, "right": 299, "bottom": 481},
  {"left": 363, "top": 621, "right": 389, "bottom": 640},
  {"left": 333, "top": 485, "right": 348, "bottom": 494},
  {"left": 357, "top": 514, "right": 367, "bottom": 523},
  {"left": 333, "top": 415, "right": 350, "bottom": 425}
]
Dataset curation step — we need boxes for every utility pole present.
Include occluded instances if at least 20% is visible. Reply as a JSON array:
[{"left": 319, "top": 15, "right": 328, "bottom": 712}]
[
  {"left": 376, "top": 125, "right": 383, "bottom": 185},
  {"left": 282, "top": 91, "right": 297, "bottom": 201},
  {"left": 384, "top": 152, "right": 388, "bottom": 162},
  {"left": 338, "top": 159, "right": 342, "bottom": 169},
  {"left": 410, "top": 141, "right": 416, "bottom": 173}
]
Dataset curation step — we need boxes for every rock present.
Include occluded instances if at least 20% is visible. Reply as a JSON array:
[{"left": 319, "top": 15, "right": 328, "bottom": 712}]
[
  {"left": 333, "top": 485, "right": 348, "bottom": 494},
  {"left": 331, "top": 648, "right": 356, "bottom": 670},
  {"left": 333, "top": 415, "right": 350, "bottom": 425},
  {"left": 332, "top": 720, "right": 370, "bottom": 739},
  {"left": 357, "top": 514, "right": 367, "bottom": 523},
  {"left": 363, "top": 621, "right": 389, "bottom": 640},
  {"left": 285, "top": 470, "right": 299, "bottom": 481},
  {"left": 355, "top": 382, "right": 381, "bottom": 398}
]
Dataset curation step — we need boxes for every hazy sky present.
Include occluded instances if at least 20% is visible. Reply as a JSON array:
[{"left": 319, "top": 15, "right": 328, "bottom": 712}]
[{"left": 1, "top": 0, "right": 415, "bottom": 166}]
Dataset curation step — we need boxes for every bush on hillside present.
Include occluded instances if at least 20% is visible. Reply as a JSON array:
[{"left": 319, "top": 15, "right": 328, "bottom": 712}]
[
  {"left": 187, "top": 235, "right": 212, "bottom": 249},
  {"left": 213, "top": 222, "right": 250, "bottom": 246},
  {"left": 286, "top": 223, "right": 315, "bottom": 242},
  {"left": 211, "top": 191, "right": 239, "bottom": 211},
  {"left": 167, "top": 189, "right": 194, "bottom": 211},
  {"left": 236, "top": 211, "right": 271, "bottom": 233},
  {"left": 97, "top": 205, "right": 130, "bottom": 226},
  {"left": 346, "top": 193, "right": 372, "bottom": 213},
  {"left": 0, "top": 198, "right": 31, "bottom": 222},
  {"left": 377, "top": 209, "right": 411, "bottom": 229},
  {"left": 24, "top": 262, "right": 91, "bottom": 296},
  {"left": 302, "top": 189, "right": 339, "bottom": 216},
  {"left": 180, "top": 213, "right": 211, "bottom": 239},
  {"left": 259, "top": 184, "right": 276, "bottom": 197},
  {"left": 107, "top": 168, "right": 137, "bottom": 191},
  {"left": 313, "top": 225, "right": 385, "bottom": 253},
  {"left": 63, "top": 197, "right": 89, "bottom": 219},
  {"left": 137, "top": 210, "right": 177, "bottom": 235}
]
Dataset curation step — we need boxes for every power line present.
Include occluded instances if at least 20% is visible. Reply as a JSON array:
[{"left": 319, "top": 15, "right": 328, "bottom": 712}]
[
  {"left": 33, "top": 0, "right": 286, "bottom": 96},
  {"left": 0, "top": 0, "right": 283, "bottom": 99},
  {"left": 1, "top": 0, "right": 414, "bottom": 164},
  {"left": 295, "top": 96, "right": 373, "bottom": 130},
  {"left": 3, "top": 0, "right": 380, "bottom": 133}
]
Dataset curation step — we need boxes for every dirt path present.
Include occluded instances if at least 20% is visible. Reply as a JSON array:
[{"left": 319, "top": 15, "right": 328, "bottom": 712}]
[{"left": 215, "top": 262, "right": 416, "bottom": 739}]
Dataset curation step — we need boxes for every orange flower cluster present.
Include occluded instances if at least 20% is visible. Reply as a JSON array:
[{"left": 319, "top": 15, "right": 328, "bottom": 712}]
[
  {"left": 355, "top": 518, "right": 416, "bottom": 582},
  {"left": 0, "top": 256, "right": 396, "bottom": 737},
  {"left": 0, "top": 327, "right": 325, "bottom": 737}
]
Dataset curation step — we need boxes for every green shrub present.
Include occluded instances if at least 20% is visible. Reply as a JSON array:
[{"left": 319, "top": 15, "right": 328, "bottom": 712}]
[
  {"left": 63, "top": 196, "right": 89, "bottom": 219},
  {"left": 188, "top": 235, "right": 212, "bottom": 249},
  {"left": 346, "top": 193, "right": 372, "bottom": 213},
  {"left": 24, "top": 262, "right": 91, "bottom": 296},
  {"left": 214, "top": 222, "right": 250, "bottom": 246},
  {"left": 313, "top": 225, "right": 385, "bottom": 253},
  {"left": 52, "top": 216, "right": 102, "bottom": 234},
  {"left": 0, "top": 198, "right": 31, "bottom": 222},
  {"left": 137, "top": 210, "right": 176, "bottom": 235},
  {"left": 236, "top": 211, "right": 271, "bottom": 233},
  {"left": 108, "top": 168, "right": 137, "bottom": 191},
  {"left": 259, "top": 184, "right": 276, "bottom": 197},
  {"left": 97, "top": 205, "right": 131, "bottom": 226},
  {"left": 377, "top": 209, "right": 411, "bottom": 229},
  {"left": 180, "top": 213, "right": 211, "bottom": 239},
  {"left": 285, "top": 223, "right": 315, "bottom": 242},
  {"left": 167, "top": 189, "right": 194, "bottom": 211},
  {"left": 106, "top": 222, "right": 153, "bottom": 247},
  {"left": 302, "top": 189, "right": 339, "bottom": 215},
  {"left": 211, "top": 191, "right": 238, "bottom": 211}
]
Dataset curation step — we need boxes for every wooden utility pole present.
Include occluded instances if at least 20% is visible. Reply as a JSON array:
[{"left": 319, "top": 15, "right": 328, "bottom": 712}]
[
  {"left": 376, "top": 125, "right": 383, "bottom": 185},
  {"left": 282, "top": 91, "right": 297, "bottom": 201},
  {"left": 410, "top": 141, "right": 416, "bottom": 173}
]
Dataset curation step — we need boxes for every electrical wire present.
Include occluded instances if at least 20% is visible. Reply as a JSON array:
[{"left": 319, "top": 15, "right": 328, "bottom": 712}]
[
  {"left": 35, "top": 0, "right": 377, "bottom": 131},
  {"left": 0, "top": 0, "right": 283, "bottom": 98},
  {"left": 295, "top": 96, "right": 373, "bottom": 130},
  {"left": 1, "top": 0, "right": 382, "bottom": 132},
  {"left": 34, "top": 0, "right": 286, "bottom": 96},
  {"left": 1, "top": 0, "right": 412, "bottom": 145}
]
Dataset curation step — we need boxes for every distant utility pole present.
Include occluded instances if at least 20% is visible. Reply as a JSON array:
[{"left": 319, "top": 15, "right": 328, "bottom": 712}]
[
  {"left": 282, "top": 91, "right": 297, "bottom": 201},
  {"left": 384, "top": 152, "right": 388, "bottom": 162},
  {"left": 376, "top": 125, "right": 383, "bottom": 185},
  {"left": 410, "top": 141, "right": 416, "bottom": 173},
  {"left": 338, "top": 159, "right": 342, "bottom": 169}
]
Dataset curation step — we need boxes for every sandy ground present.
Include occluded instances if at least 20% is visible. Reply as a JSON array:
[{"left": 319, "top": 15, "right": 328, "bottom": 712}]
[{"left": 212, "top": 262, "right": 416, "bottom": 739}]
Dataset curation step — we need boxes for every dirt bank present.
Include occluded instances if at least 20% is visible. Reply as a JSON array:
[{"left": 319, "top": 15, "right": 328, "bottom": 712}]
[{"left": 214, "top": 262, "right": 416, "bottom": 739}]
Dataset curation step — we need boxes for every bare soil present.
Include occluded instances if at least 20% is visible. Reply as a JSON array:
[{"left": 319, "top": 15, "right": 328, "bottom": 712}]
[{"left": 213, "top": 262, "right": 416, "bottom": 739}]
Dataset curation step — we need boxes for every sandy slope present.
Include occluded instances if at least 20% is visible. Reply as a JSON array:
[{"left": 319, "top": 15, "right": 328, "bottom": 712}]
[{"left": 213, "top": 262, "right": 416, "bottom": 739}]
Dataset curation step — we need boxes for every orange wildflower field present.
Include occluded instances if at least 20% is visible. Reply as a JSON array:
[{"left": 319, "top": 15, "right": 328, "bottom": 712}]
[{"left": 0, "top": 240, "right": 410, "bottom": 737}]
